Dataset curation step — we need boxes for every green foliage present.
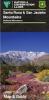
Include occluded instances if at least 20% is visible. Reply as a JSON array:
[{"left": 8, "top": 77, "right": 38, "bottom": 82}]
[
  {"left": 42, "top": 75, "right": 49, "bottom": 82},
  {"left": 1, "top": 69, "right": 9, "bottom": 84},
  {"left": 26, "top": 71, "right": 32, "bottom": 74}
]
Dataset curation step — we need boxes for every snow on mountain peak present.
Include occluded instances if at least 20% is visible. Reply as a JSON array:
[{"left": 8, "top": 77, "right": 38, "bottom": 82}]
[
  {"left": 0, "top": 51, "right": 47, "bottom": 59},
  {"left": 0, "top": 51, "right": 48, "bottom": 66}
]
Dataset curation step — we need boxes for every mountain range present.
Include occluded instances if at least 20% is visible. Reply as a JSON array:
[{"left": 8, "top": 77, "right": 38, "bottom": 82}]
[{"left": 0, "top": 51, "right": 49, "bottom": 66}]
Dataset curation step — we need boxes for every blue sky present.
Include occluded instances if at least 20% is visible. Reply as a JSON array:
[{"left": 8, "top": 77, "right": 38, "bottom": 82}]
[{"left": 0, "top": 32, "right": 49, "bottom": 53}]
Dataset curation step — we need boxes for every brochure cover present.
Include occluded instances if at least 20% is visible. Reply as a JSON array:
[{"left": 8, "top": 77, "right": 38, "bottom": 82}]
[
  {"left": 1, "top": 0, "right": 49, "bottom": 31},
  {"left": 0, "top": 32, "right": 49, "bottom": 100}
]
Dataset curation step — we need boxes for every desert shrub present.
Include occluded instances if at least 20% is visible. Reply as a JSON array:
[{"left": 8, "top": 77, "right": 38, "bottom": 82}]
[
  {"left": 36, "top": 70, "right": 49, "bottom": 81},
  {"left": 26, "top": 71, "right": 32, "bottom": 74},
  {"left": 42, "top": 75, "right": 49, "bottom": 82}
]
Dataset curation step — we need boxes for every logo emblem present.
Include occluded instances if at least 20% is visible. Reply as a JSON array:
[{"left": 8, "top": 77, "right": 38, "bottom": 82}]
[
  {"left": 3, "top": 0, "right": 12, "bottom": 8},
  {"left": 39, "top": 0, "right": 46, "bottom": 8}
]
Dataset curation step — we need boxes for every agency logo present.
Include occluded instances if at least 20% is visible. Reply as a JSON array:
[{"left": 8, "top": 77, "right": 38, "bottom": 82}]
[
  {"left": 39, "top": 0, "right": 46, "bottom": 8},
  {"left": 3, "top": 0, "right": 12, "bottom": 9}
]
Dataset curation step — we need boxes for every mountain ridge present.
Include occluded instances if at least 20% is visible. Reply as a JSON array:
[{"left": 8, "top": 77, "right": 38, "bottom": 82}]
[{"left": 0, "top": 51, "right": 49, "bottom": 66}]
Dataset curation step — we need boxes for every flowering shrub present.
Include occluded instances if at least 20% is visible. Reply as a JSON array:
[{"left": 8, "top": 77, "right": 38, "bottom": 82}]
[{"left": 36, "top": 70, "right": 49, "bottom": 82}]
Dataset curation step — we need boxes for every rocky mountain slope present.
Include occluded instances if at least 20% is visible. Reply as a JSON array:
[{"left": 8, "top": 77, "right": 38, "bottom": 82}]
[{"left": 0, "top": 51, "right": 49, "bottom": 66}]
